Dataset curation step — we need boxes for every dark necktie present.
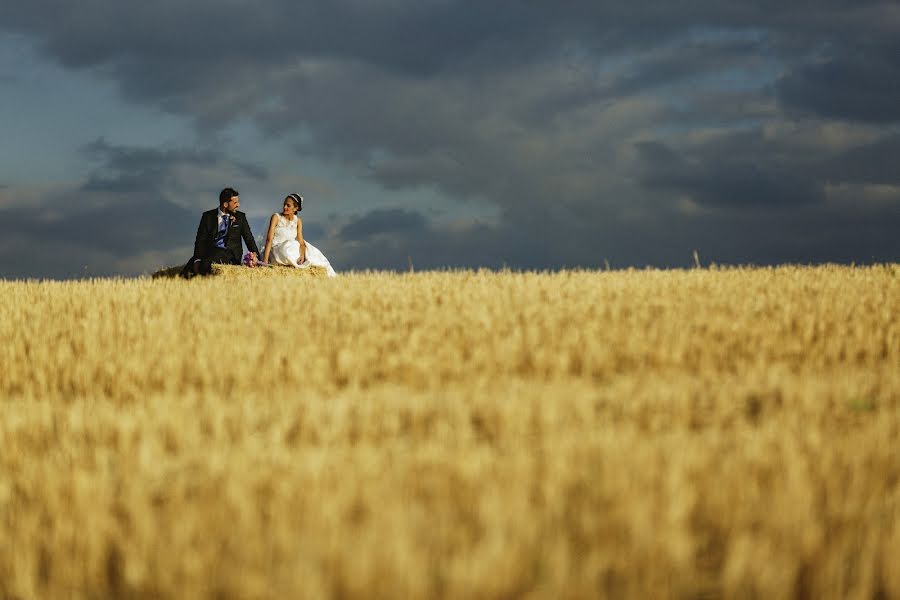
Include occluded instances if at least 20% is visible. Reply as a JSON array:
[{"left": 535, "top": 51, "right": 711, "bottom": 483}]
[{"left": 216, "top": 215, "right": 228, "bottom": 249}]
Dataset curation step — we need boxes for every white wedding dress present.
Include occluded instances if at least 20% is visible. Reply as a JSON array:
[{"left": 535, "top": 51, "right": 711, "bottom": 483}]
[{"left": 269, "top": 214, "right": 336, "bottom": 277}]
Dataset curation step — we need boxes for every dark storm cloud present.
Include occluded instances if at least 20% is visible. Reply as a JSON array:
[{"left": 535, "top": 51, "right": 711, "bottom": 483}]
[
  {"left": 2, "top": 1, "right": 899, "bottom": 275},
  {"left": 562, "top": 30, "right": 775, "bottom": 101},
  {"left": 80, "top": 138, "right": 218, "bottom": 194},
  {"left": 338, "top": 208, "right": 429, "bottom": 242},
  {"left": 820, "top": 135, "right": 900, "bottom": 186},
  {"left": 80, "top": 138, "right": 267, "bottom": 194},
  {"left": 777, "top": 42, "right": 900, "bottom": 123},
  {"left": 1, "top": 190, "right": 193, "bottom": 257},
  {"left": 4, "top": 2, "right": 896, "bottom": 104},
  {"left": 637, "top": 140, "right": 825, "bottom": 208},
  {"left": 638, "top": 125, "right": 900, "bottom": 203}
]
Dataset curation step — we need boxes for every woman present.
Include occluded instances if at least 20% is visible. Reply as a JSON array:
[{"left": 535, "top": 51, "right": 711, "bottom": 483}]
[{"left": 262, "top": 193, "right": 337, "bottom": 277}]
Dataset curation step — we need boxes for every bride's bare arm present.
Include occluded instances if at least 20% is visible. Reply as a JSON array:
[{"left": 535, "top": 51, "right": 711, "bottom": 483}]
[
  {"left": 262, "top": 214, "right": 278, "bottom": 263},
  {"left": 296, "top": 217, "right": 307, "bottom": 264}
]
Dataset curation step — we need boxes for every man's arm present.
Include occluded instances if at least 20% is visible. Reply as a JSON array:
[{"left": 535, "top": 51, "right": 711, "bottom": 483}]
[
  {"left": 194, "top": 212, "right": 212, "bottom": 259},
  {"left": 240, "top": 214, "right": 260, "bottom": 256}
]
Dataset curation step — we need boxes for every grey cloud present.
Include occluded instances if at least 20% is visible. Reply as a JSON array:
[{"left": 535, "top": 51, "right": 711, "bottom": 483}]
[
  {"left": 299, "top": 222, "right": 326, "bottom": 243},
  {"left": 639, "top": 125, "right": 900, "bottom": 203},
  {"left": 819, "top": 135, "right": 900, "bottom": 186},
  {"left": 73, "top": 137, "right": 271, "bottom": 234},
  {"left": 4, "top": 2, "right": 896, "bottom": 89},
  {"left": 338, "top": 208, "right": 429, "bottom": 242},
  {"left": 82, "top": 138, "right": 220, "bottom": 169},
  {"left": 81, "top": 138, "right": 267, "bottom": 194},
  {"left": 80, "top": 138, "right": 218, "bottom": 194},
  {"left": 638, "top": 140, "right": 825, "bottom": 208},
  {"left": 777, "top": 42, "right": 900, "bottom": 123},
  {"left": 1, "top": 191, "right": 193, "bottom": 256},
  {"left": 567, "top": 31, "right": 775, "bottom": 99}
]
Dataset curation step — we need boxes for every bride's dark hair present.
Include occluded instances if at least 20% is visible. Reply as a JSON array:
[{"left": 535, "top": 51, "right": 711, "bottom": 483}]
[{"left": 286, "top": 193, "right": 303, "bottom": 212}]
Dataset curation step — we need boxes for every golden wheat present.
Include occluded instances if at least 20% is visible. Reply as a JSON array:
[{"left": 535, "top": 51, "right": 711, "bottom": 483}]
[{"left": 0, "top": 264, "right": 898, "bottom": 599}]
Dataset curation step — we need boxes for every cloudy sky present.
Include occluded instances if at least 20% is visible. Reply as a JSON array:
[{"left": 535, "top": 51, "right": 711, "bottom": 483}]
[{"left": 1, "top": 2, "right": 899, "bottom": 278}]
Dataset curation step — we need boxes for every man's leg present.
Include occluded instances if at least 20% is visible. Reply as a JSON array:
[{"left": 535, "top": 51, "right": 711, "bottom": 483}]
[
  {"left": 182, "top": 248, "right": 234, "bottom": 278},
  {"left": 199, "top": 248, "right": 233, "bottom": 275},
  {"left": 180, "top": 257, "right": 200, "bottom": 278}
]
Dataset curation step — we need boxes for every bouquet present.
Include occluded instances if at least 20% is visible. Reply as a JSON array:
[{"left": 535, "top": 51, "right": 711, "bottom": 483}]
[{"left": 242, "top": 252, "right": 271, "bottom": 268}]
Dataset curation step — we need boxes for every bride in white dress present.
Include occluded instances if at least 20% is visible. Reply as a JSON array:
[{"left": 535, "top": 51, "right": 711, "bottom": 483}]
[{"left": 262, "top": 193, "right": 336, "bottom": 277}]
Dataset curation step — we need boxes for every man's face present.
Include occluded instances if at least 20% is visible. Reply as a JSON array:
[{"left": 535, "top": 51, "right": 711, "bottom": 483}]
[{"left": 223, "top": 196, "right": 240, "bottom": 214}]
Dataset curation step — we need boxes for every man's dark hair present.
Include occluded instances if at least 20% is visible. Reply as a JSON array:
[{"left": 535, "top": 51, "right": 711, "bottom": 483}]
[{"left": 219, "top": 187, "right": 239, "bottom": 205}]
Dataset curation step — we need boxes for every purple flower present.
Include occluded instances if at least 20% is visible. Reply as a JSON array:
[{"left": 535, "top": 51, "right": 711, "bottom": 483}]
[{"left": 242, "top": 252, "right": 270, "bottom": 268}]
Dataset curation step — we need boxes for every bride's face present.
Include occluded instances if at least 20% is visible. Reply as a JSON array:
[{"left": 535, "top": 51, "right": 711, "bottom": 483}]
[{"left": 282, "top": 199, "right": 296, "bottom": 217}]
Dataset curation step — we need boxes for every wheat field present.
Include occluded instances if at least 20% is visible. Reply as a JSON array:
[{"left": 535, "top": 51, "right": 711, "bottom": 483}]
[{"left": 0, "top": 264, "right": 898, "bottom": 599}]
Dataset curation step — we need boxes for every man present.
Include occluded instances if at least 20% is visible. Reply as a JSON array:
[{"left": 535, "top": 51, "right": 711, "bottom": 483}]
[{"left": 180, "top": 187, "right": 260, "bottom": 278}]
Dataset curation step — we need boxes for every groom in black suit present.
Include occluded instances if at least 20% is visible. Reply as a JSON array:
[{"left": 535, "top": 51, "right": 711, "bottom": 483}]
[{"left": 180, "top": 187, "right": 260, "bottom": 277}]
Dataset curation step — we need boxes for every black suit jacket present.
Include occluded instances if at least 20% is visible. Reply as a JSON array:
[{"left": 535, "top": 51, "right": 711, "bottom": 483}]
[{"left": 193, "top": 209, "right": 260, "bottom": 264}]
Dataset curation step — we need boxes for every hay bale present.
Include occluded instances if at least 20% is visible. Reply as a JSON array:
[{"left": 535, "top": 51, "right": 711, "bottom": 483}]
[{"left": 151, "top": 263, "right": 328, "bottom": 279}]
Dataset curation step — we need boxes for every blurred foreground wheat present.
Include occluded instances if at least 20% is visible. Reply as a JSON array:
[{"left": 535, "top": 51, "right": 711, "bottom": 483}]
[{"left": 0, "top": 265, "right": 898, "bottom": 599}]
